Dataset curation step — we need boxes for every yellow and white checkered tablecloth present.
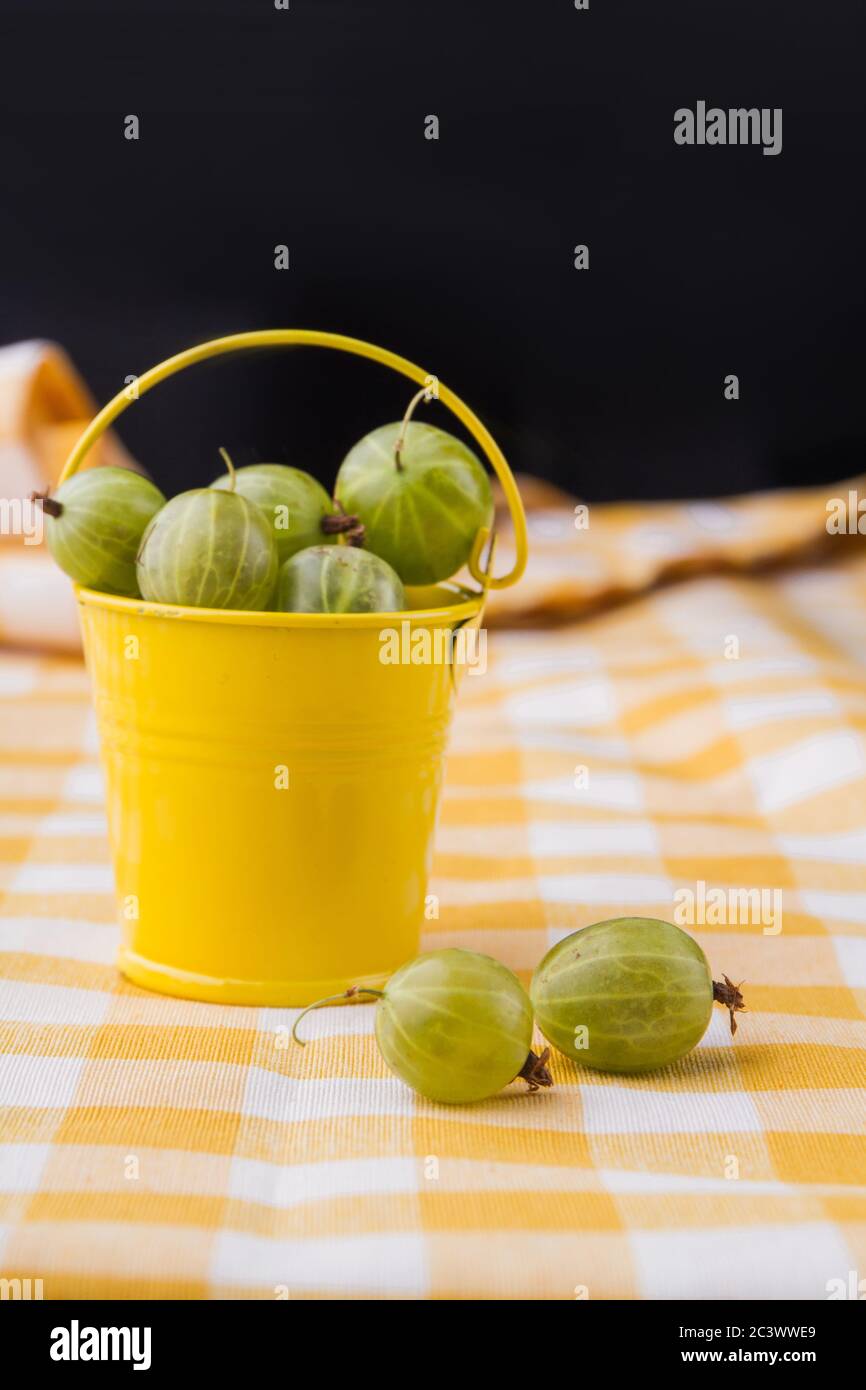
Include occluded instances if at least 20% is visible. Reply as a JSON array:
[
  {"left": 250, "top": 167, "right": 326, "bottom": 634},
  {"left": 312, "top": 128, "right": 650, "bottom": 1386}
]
[{"left": 1, "top": 498, "right": 865, "bottom": 1299}]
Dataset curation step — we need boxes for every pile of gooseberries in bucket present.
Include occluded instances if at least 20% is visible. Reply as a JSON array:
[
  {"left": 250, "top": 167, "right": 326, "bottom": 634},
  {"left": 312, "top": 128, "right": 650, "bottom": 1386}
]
[
  {"left": 33, "top": 388, "right": 495, "bottom": 613},
  {"left": 293, "top": 919, "right": 746, "bottom": 1104}
]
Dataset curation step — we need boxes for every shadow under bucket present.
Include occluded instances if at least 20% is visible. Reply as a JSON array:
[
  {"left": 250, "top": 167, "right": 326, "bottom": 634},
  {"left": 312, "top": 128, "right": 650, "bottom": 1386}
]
[{"left": 61, "top": 330, "right": 528, "bottom": 1006}]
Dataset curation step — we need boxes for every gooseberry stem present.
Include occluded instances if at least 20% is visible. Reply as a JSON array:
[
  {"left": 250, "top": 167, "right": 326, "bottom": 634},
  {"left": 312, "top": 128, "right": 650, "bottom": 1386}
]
[
  {"left": 517, "top": 1048, "right": 554, "bottom": 1093},
  {"left": 218, "top": 447, "right": 237, "bottom": 492},
  {"left": 321, "top": 500, "right": 366, "bottom": 547},
  {"left": 31, "top": 491, "right": 63, "bottom": 518},
  {"left": 713, "top": 976, "right": 746, "bottom": 1035},
  {"left": 393, "top": 387, "right": 430, "bottom": 471},
  {"left": 292, "top": 984, "right": 386, "bottom": 1046}
]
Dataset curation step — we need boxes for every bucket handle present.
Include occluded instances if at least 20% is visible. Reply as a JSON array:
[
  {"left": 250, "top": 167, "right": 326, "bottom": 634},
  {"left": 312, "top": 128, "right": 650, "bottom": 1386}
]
[{"left": 58, "top": 329, "right": 528, "bottom": 591}]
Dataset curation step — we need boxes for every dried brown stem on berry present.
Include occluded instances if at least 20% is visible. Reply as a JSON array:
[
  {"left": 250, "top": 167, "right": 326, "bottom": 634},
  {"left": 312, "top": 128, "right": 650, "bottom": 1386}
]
[
  {"left": 517, "top": 1047, "right": 554, "bottom": 1092},
  {"left": 31, "top": 491, "right": 63, "bottom": 518},
  {"left": 713, "top": 975, "right": 746, "bottom": 1035},
  {"left": 321, "top": 506, "right": 365, "bottom": 547}
]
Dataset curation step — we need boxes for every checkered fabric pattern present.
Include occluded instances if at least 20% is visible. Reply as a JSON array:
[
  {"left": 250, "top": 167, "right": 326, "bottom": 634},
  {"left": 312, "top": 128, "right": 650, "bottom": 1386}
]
[{"left": 1, "top": 503, "right": 864, "bottom": 1299}]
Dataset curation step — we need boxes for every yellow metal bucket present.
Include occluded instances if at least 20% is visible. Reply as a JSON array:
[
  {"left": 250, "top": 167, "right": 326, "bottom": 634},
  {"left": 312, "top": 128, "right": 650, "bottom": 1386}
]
[{"left": 60, "top": 330, "right": 528, "bottom": 1006}]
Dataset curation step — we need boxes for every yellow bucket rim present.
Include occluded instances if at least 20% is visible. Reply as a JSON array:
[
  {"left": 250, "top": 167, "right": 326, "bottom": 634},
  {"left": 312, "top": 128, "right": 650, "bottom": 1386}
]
[{"left": 74, "top": 580, "right": 484, "bottom": 630}]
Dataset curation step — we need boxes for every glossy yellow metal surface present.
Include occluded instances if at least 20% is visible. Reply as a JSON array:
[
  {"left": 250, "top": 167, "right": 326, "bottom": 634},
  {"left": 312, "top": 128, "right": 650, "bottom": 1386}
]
[
  {"left": 64, "top": 331, "right": 526, "bottom": 1005},
  {"left": 79, "top": 585, "right": 479, "bottom": 1004}
]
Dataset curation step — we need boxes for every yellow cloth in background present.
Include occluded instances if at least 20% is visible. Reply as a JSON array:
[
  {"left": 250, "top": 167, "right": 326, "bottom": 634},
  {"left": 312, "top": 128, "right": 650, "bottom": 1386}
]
[
  {"left": 0, "top": 342, "right": 137, "bottom": 651},
  {"left": 488, "top": 473, "right": 866, "bottom": 625},
  {"left": 0, "top": 342, "right": 864, "bottom": 1298}
]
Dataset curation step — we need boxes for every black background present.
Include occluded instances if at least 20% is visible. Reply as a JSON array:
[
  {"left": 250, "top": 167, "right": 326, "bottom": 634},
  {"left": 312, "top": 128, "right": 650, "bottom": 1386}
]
[{"left": 1, "top": 0, "right": 864, "bottom": 501}]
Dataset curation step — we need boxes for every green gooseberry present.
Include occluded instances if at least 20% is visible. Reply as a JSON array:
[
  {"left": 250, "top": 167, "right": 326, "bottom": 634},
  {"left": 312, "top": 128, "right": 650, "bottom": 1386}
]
[
  {"left": 210, "top": 462, "right": 354, "bottom": 565},
  {"left": 334, "top": 394, "right": 494, "bottom": 585},
  {"left": 294, "top": 948, "right": 553, "bottom": 1105},
  {"left": 274, "top": 544, "right": 406, "bottom": 614},
  {"left": 136, "top": 453, "right": 278, "bottom": 610},
  {"left": 35, "top": 466, "right": 165, "bottom": 596},
  {"left": 531, "top": 917, "right": 745, "bottom": 1074}
]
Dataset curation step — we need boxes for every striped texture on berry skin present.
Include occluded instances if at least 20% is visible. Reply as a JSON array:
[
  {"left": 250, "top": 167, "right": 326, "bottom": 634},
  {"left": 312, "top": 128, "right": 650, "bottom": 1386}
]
[
  {"left": 136, "top": 488, "right": 278, "bottom": 610},
  {"left": 44, "top": 467, "right": 165, "bottom": 596},
  {"left": 275, "top": 544, "right": 405, "bottom": 613},
  {"left": 210, "top": 463, "right": 337, "bottom": 566},
  {"left": 335, "top": 421, "right": 493, "bottom": 586},
  {"left": 374, "top": 948, "right": 536, "bottom": 1104},
  {"left": 531, "top": 919, "right": 716, "bottom": 1074}
]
